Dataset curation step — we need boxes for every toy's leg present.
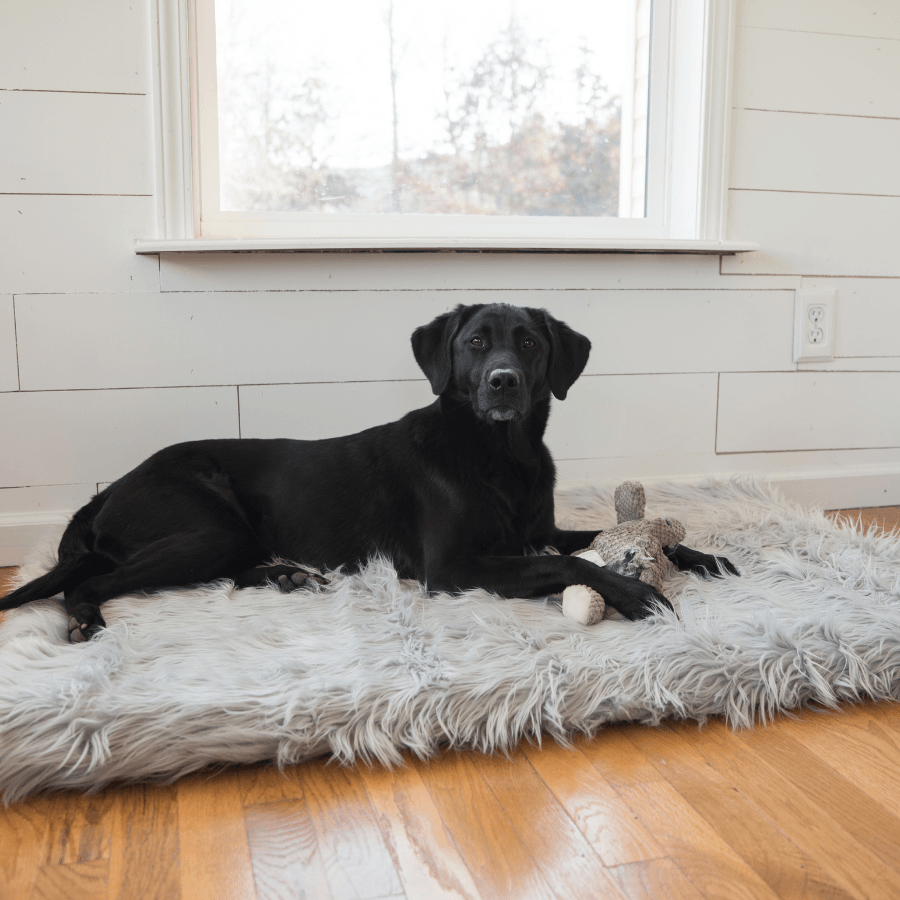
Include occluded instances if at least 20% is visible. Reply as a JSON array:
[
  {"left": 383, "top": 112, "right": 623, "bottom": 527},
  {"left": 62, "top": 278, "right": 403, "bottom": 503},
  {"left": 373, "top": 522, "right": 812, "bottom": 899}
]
[{"left": 665, "top": 544, "right": 739, "bottom": 578}]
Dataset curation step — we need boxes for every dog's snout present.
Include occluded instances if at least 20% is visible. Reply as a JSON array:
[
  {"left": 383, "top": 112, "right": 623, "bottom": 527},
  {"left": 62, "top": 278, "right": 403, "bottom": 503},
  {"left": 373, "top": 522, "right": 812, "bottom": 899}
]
[{"left": 488, "top": 368, "right": 520, "bottom": 391}]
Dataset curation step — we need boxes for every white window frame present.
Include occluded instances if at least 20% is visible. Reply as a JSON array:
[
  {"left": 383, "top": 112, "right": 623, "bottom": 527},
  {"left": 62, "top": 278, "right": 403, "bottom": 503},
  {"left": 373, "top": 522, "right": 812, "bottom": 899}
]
[{"left": 141, "top": 0, "right": 754, "bottom": 253}]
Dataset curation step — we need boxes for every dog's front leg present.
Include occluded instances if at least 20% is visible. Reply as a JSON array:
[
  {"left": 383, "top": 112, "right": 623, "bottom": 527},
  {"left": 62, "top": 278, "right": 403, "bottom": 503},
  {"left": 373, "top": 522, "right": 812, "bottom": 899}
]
[
  {"left": 549, "top": 528, "right": 603, "bottom": 555},
  {"left": 426, "top": 555, "right": 672, "bottom": 620}
]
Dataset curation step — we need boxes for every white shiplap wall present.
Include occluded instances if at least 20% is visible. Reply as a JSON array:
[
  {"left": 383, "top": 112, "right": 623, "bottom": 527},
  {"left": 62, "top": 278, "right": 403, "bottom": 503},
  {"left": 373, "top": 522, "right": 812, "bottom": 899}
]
[{"left": 1, "top": 0, "right": 899, "bottom": 563}]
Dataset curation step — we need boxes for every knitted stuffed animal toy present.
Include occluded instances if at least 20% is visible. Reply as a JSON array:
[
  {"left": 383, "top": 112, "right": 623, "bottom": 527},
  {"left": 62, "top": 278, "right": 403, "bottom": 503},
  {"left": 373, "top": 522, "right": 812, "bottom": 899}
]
[{"left": 562, "top": 481, "right": 685, "bottom": 626}]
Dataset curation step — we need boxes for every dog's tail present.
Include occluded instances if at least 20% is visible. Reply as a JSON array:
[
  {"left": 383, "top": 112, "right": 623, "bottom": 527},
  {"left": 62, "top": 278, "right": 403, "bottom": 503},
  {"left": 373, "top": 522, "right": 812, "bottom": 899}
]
[{"left": 0, "top": 492, "right": 112, "bottom": 611}]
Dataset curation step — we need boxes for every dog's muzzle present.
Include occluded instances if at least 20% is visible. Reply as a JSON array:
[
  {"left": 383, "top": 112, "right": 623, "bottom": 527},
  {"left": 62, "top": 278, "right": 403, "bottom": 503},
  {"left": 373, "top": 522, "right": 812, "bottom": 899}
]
[{"left": 481, "top": 367, "right": 526, "bottom": 421}]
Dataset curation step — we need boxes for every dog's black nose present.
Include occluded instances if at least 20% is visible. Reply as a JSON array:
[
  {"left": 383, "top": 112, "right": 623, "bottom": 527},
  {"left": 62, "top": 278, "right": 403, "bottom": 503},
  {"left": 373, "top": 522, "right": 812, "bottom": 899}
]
[{"left": 488, "top": 368, "right": 520, "bottom": 390}]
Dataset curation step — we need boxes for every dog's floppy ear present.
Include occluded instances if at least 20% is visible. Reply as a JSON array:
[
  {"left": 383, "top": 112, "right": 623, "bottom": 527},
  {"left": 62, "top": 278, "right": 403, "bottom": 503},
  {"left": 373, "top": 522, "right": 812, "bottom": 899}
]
[
  {"left": 538, "top": 309, "right": 591, "bottom": 400},
  {"left": 411, "top": 305, "right": 468, "bottom": 395}
]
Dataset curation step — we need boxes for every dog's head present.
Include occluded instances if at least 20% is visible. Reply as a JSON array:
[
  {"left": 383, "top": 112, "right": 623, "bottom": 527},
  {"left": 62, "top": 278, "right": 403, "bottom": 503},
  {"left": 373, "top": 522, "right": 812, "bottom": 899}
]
[{"left": 411, "top": 303, "right": 591, "bottom": 423}]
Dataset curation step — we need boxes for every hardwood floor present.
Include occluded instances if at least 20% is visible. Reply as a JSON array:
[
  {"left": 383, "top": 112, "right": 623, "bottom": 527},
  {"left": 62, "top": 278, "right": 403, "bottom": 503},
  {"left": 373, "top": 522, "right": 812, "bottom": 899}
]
[{"left": 1, "top": 507, "right": 899, "bottom": 900}]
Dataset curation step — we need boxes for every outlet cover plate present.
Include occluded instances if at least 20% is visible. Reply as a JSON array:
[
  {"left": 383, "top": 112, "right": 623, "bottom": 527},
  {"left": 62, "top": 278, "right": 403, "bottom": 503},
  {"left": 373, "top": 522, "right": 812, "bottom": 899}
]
[{"left": 793, "top": 289, "right": 836, "bottom": 362}]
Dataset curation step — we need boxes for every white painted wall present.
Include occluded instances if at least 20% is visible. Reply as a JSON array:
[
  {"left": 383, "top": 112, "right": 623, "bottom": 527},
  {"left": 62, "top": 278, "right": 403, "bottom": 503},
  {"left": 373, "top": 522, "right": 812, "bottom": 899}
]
[{"left": 1, "top": 0, "right": 899, "bottom": 563}]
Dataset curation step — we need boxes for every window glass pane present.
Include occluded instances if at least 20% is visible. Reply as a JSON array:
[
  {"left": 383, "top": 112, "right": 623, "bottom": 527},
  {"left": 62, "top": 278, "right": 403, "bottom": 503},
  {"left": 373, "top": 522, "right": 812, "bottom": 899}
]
[{"left": 215, "top": 0, "right": 650, "bottom": 217}]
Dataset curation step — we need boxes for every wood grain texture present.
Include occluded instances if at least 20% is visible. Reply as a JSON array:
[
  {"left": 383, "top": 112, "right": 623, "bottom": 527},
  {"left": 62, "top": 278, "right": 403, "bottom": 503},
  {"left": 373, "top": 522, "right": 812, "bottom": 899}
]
[
  {"left": 625, "top": 724, "right": 853, "bottom": 900},
  {"left": 606, "top": 859, "right": 707, "bottom": 900},
  {"left": 358, "top": 758, "right": 482, "bottom": 900},
  {"left": 243, "top": 799, "right": 333, "bottom": 900},
  {"left": 470, "top": 747, "right": 627, "bottom": 900},
  {"left": 678, "top": 719, "right": 900, "bottom": 899},
  {"left": 106, "top": 784, "right": 180, "bottom": 900},
  {"left": 419, "top": 751, "right": 557, "bottom": 899},
  {"left": 175, "top": 770, "right": 256, "bottom": 900},
  {"left": 520, "top": 739, "right": 664, "bottom": 866},
  {"left": 297, "top": 760, "right": 405, "bottom": 899},
  {"left": 29, "top": 859, "right": 109, "bottom": 900}
]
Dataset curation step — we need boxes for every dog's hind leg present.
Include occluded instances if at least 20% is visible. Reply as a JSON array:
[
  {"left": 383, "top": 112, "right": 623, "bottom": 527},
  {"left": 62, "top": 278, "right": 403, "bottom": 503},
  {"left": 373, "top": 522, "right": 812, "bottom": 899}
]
[
  {"left": 233, "top": 564, "right": 328, "bottom": 593},
  {"left": 63, "top": 530, "right": 262, "bottom": 642}
]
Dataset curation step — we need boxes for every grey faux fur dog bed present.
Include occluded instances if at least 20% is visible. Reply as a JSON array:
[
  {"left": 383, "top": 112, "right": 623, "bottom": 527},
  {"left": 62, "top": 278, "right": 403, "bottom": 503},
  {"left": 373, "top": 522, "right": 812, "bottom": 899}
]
[{"left": 2, "top": 477, "right": 899, "bottom": 802}]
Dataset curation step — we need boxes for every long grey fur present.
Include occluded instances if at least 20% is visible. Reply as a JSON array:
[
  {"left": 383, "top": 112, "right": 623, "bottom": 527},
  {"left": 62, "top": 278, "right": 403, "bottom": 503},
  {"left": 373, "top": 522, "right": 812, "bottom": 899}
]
[{"left": 1, "top": 477, "right": 899, "bottom": 802}]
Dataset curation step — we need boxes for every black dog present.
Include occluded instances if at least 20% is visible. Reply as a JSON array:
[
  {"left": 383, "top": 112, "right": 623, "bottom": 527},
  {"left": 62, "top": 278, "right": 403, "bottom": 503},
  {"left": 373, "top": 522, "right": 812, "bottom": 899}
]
[{"left": 2, "top": 303, "right": 735, "bottom": 642}]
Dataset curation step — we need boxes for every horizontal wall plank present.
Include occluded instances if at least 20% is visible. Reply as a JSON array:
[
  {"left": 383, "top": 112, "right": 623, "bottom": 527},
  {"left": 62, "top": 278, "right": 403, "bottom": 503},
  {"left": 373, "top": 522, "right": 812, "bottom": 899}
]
[
  {"left": 0, "top": 0, "right": 148, "bottom": 93},
  {"left": 0, "top": 92, "right": 152, "bottom": 195},
  {"left": 802, "top": 277, "right": 900, "bottom": 358},
  {"left": 564, "top": 291, "right": 795, "bottom": 375},
  {"left": 15, "top": 292, "right": 456, "bottom": 389},
  {"left": 0, "top": 483, "right": 96, "bottom": 516},
  {"left": 735, "top": 27, "right": 900, "bottom": 118},
  {"left": 797, "top": 358, "right": 900, "bottom": 372},
  {"left": 0, "top": 295, "right": 17, "bottom": 391},
  {"left": 0, "top": 196, "right": 158, "bottom": 294},
  {"left": 740, "top": 0, "right": 900, "bottom": 40},
  {"left": 15, "top": 290, "right": 795, "bottom": 391},
  {"left": 717, "top": 372, "right": 900, "bottom": 452},
  {"left": 721, "top": 191, "right": 900, "bottom": 276},
  {"left": 239, "top": 381, "right": 435, "bottom": 441},
  {"left": 546, "top": 373, "right": 717, "bottom": 460},
  {"left": 239, "top": 373, "right": 717, "bottom": 462},
  {"left": 555, "top": 448, "right": 900, "bottom": 510},
  {"left": 731, "top": 109, "right": 900, "bottom": 196},
  {"left": 0, "top": 387, "right": 239, "bottom": 487},
  {"left": 158, "top": 251, "right": 800, "bottom": 293}
]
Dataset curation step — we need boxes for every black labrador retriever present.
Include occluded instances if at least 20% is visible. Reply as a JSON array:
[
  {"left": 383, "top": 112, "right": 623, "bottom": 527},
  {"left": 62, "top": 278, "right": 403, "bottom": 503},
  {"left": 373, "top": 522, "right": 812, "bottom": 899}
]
[{"left": 3, "top": 303, "right": 735, "bottom": 642}]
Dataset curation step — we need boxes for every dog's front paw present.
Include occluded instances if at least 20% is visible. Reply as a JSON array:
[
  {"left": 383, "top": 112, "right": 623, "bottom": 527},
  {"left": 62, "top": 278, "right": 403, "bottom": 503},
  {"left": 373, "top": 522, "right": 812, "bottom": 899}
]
[
  {"left": 602, "top": 573, "right": 673, "bottom": 620},
  {"left": 67, "top": 606, "right": 106, "bottom": 643},
  {"left": 665, "top": 545, "right": 740, "bottom": 579}
]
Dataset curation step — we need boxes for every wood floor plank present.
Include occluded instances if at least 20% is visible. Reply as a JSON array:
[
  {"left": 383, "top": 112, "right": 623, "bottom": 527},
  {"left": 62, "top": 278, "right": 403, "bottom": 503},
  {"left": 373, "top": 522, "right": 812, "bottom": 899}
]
[
  {"left": 358, "top": 758, "right": 482, "bottom": 900},
  {"left": 520, "top": 739, "right": 665, "bottom": 866},
  {"left": 679, "top": 719, "right": 900, "bottom": 899},
  {"left": 237, "top": 763, "right": 306, "bottom": 807},
  {"left": 733, "top": 717, "right": 900, "bottom": 871},
  {"left": 418, "top": 750, "right": 558, "bottom": 900},
  {"left": 0, "top": 795, "right": 52, "bottom": 900},
  {"left": 611, "top": 778, "right": 781, "bottom": 900},
  {"left": 575, "top": 727, "right": 666, "bottom": 788},
  {"left": 106, "top": 784, "right": 180, "bottom": 900},
  {"left": 625, "top": 724, "right": 854, "bottom": 900},
  {"left": 243, "top": 799, "right": 333, "bottom": 900},
  {"left": 29, "top": 858, "right": 109, "bottom": 900},
  {"left": 471, "top": 747, "right": 627, "bottom": 900},
  {"left": 176, "top": 770, "right": 257, "bottom": 900},
  {"left": 43, "top": 792, "right": 115, "bottom": 865},
  {"left": 297, "top": 759, "right": 405, "bottom": 900},
  {"left": 0, "top": 566, "right": 17, "bottom": 597},
  {"left": 606, "top": 859, "right": 707, "bottom": 900}
]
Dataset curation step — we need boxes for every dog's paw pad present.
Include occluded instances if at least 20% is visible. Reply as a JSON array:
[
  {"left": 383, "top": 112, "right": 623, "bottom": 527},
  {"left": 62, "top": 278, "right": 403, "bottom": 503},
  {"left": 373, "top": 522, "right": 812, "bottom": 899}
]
[
  {"left": 290, "top": 572, "right": 321, "bottom": 589},
  {"left": 67, "top": 614, "right": 104, "bottom": 643}
]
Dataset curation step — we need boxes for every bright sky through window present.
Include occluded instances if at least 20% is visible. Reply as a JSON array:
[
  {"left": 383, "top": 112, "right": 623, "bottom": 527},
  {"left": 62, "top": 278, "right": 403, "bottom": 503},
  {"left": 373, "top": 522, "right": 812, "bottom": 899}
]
[{"left": 215, "top": 0, "right": 647, "bottom": 217}]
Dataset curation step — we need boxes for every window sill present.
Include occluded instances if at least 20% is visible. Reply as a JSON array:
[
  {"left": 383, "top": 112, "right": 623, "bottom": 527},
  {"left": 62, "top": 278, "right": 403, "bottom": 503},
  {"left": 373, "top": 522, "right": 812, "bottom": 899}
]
[{"left": 133, "top": 237, "right": 759, "bottom": 255}]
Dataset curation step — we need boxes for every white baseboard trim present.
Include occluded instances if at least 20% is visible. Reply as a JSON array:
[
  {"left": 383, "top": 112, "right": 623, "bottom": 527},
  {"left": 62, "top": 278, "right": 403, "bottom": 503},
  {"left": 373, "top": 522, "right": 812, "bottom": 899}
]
[
  {"left": 0, "top": 512, "right": 69, "bottom": 567},
  {"left": 2, "top": 465, "right": 899, "bottom": 567},
  {"left": 558, "top": 462, "right": 900, "bottom": 511}
]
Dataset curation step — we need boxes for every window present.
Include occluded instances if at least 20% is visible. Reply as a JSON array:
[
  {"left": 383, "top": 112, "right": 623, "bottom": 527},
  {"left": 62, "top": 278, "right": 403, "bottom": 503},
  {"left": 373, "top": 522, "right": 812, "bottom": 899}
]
[{"left": 147, "top": 0, "right": 742, "bottom": 250}]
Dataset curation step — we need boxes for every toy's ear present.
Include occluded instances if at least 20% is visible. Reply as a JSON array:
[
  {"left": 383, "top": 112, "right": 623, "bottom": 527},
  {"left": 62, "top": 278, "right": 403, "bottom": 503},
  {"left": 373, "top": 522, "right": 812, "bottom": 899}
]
[
  {"left": 411, "top": 305, "right": 468, "bottom": 395},
  {"left": 537, "top": 309, "right": 592, "bottom": 400}
]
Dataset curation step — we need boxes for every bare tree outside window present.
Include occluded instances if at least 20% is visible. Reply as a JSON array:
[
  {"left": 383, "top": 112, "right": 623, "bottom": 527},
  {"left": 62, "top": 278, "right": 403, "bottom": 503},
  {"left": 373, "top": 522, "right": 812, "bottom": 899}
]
[{"left": 215, "top": 0, "right": 645, "bottom": 218}]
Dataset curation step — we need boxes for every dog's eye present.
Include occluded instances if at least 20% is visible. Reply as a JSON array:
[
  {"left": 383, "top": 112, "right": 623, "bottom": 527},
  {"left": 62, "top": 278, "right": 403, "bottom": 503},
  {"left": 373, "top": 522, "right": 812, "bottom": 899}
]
[
  {"left": 470, "top": 337, "right": 483, "bottom": 347},
  {"left": 522, "top": 339, "right": 536, "bottom": 349}
]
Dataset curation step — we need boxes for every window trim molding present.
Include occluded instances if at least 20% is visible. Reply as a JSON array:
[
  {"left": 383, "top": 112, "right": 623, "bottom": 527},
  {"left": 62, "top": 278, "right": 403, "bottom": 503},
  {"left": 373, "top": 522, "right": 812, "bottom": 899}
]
[{"left": 146, "top": 0, "right": 751, "bottom": 254}]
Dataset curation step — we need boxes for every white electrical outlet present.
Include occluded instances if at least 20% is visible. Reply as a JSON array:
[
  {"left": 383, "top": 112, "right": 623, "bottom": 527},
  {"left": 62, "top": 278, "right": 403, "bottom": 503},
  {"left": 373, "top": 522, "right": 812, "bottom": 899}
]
[{"left": 793, "top": 289, "right": 836, "bottom": 362}]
